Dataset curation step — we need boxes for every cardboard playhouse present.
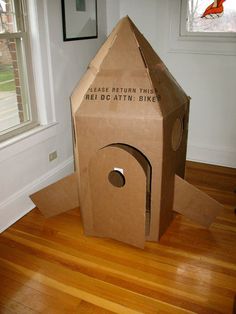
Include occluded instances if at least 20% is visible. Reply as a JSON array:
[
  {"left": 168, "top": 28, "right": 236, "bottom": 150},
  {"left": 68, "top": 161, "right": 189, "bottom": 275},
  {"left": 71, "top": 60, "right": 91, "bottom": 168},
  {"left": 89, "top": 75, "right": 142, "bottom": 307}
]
[{"left": 31, "top": 17, "right": 223, "bottom": 248}]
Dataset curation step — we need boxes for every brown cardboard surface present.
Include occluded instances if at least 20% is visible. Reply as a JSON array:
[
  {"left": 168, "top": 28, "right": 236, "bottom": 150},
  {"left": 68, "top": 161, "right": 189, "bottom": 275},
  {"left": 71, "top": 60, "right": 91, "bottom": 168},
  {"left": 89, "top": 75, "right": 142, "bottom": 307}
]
[
  {"left": 30, "top": 173, "right": 79, "bottom": 218},
  {"left": 31, "top": 16, "right": 224, "bottom": 248},
  {"left": 89, "top": 145, "right": 146, "bottom": 248},
  {"left": 173, "top": 175, "right": 223, "bottom": 227},
  {"left": 72, "top": 16, "right": 190, "bottom": 244}
]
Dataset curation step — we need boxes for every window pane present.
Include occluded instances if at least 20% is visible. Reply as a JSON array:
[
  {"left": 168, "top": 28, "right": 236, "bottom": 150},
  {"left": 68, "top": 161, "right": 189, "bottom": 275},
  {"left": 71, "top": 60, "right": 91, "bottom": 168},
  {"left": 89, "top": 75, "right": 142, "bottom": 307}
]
[
  {"left": 187, "top": 0, "right": 236, "bottom": 32},
  {"left": 0, "top": 0, "right": 19, "bottom": 34},
  {"left": 0, "top": 38, "right": 30, "bottom": 133}
]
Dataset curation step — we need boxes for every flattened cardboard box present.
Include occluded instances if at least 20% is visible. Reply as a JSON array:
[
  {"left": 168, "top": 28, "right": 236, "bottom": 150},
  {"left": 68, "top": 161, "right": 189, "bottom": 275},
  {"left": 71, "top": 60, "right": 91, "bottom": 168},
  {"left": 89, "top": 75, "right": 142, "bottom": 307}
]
[{"left": 31, "top": 17, "right": 223, "bottom": 248}]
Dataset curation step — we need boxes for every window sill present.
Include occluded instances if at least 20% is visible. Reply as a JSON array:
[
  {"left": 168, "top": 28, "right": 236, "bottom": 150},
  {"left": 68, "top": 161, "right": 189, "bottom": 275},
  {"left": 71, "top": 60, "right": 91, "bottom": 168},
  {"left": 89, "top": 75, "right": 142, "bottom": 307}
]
[{"left": 0, "top": 123, "right": 58, "bottom": 163}]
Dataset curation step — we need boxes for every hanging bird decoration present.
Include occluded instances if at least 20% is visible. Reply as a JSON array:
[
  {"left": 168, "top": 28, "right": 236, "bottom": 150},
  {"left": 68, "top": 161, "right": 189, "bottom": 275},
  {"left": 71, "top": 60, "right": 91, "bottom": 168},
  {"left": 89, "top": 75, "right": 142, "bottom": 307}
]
[{"left": 201, "top": 0, "right": 226, "bottom": 18}]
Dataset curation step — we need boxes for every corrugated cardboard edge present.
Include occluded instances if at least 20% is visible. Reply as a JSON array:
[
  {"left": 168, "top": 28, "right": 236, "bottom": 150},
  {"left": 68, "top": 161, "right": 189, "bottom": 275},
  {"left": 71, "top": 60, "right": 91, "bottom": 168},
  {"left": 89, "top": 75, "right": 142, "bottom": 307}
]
[{"left": 173, "top": 175, "right": 224, "bottom": 227}]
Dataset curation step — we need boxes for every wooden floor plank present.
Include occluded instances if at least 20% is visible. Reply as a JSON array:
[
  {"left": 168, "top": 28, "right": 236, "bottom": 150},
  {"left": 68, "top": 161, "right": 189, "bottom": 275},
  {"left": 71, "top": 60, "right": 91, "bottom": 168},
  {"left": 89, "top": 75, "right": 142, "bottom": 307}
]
[
  {"left": 76, "top": 301, "right": 115, "bottom": 314},
  {"left": 0, "top": 272, "right": 80, "bottom": 314},
  {"left": 0, "top": 161, "right": 235, "bottom": 313}
]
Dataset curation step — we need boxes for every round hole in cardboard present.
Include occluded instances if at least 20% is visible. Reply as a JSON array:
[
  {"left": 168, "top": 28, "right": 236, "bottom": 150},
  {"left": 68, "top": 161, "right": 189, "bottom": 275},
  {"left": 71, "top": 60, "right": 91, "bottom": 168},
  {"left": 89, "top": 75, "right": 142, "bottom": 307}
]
[
  {"left": 172, "top": 118, "right": 183, "bottom": 151},
  {"left": 108, "top": 170, "right": 126, "bottom": 188}
]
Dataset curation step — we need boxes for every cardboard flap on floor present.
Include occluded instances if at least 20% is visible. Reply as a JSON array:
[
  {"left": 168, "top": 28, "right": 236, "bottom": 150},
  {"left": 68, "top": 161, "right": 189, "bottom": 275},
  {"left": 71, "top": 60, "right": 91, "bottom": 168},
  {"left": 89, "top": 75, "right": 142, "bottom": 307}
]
[
  {"left": 31, "top": 16, "right": 223, "bottom": 247},
  {"left": 30, "top": 173, "right": 79, "bottom": 217},
  {"left": 173, "top": 175, "right": 223, "bottom": 227}
]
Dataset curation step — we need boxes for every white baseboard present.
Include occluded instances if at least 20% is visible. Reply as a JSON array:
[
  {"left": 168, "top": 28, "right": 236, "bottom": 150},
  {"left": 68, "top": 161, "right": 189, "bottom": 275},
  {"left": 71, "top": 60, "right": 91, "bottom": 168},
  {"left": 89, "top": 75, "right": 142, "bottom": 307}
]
[
  {"left": 187, "top": 144, "right": 236, "bottom": 168},
  {"left": 0, "top": 156, "right": 74, "bottom": 233}
]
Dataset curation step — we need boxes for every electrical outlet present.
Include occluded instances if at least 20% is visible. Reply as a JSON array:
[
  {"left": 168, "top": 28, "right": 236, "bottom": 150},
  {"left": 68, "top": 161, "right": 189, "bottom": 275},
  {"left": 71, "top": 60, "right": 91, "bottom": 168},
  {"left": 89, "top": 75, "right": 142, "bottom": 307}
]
[{"left": 49, "top": 150, "right": 57, "bottom": 162}]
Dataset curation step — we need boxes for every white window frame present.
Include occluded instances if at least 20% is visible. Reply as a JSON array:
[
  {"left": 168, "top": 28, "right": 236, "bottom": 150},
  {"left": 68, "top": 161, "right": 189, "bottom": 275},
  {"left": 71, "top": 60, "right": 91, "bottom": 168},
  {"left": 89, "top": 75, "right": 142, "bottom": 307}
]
[
  {"left": 0, "top": 0, "right": 39, "bottom": 141},
  {"left": 27, "top": 0, "right": 56, "bottom": 125},
  {"left": 0, "top": 0, "right": 57, "bottom": 155},
  {"left": 168, "top": 0, "right": 236, "bottom": 55}
]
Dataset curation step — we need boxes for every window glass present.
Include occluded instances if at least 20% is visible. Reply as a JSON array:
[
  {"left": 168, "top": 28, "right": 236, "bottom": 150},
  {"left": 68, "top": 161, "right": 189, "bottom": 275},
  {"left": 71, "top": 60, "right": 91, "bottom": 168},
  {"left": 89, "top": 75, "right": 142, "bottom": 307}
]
[
  {"left": 0, "top": 0, "right": 18, "bottom": 33},
  {"left": 0, "top": 0, "right": 37, "bottom": 141},
  {"left": 186, "top": 0, "right": 236, "bottom": 32}
]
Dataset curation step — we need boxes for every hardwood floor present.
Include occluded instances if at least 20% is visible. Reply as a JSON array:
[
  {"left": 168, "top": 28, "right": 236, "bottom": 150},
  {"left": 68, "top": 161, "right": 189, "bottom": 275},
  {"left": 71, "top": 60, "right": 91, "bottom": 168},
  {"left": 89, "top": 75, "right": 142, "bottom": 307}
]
[{"left": 0, "top": 161, "right": 235, "bottom": 313}]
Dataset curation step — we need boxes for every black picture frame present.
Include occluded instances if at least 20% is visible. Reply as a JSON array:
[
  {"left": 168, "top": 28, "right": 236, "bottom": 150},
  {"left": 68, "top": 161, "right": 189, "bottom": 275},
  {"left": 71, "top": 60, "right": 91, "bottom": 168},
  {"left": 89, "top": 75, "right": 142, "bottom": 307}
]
[{"left": 61, "top": 0, "right": 98, "bottom": 41}]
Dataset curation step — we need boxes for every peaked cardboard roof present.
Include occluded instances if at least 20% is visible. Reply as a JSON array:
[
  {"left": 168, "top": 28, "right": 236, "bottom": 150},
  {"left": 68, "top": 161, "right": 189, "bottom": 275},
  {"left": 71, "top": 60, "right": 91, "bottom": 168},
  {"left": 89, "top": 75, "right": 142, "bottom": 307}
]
[{"left": 72, "top": 16, "right": 189, "bottom": 118}]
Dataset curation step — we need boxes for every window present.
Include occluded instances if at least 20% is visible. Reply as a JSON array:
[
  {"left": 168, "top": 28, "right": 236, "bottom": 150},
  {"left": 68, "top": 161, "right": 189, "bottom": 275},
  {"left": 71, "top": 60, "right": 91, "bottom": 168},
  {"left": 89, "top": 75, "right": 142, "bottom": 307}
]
[
  {"left": 0, "top": 0, "right": 37, "bottom": 142},
  {"left": 169, "top": 0, "right": 236, "bottom": 55},
  {"left": 182, "top": 0, "right": 236, "bottom": 34}
]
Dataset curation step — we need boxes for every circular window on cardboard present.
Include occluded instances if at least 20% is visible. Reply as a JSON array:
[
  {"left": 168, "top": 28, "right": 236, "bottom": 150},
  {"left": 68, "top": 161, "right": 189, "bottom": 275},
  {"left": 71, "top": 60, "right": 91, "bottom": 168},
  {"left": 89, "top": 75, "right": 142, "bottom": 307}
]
[
  {"left": 108, "top": 170, "right": 126, "bottom": 188},
  {"left": 172, "top": 118, "right": 183, "bottom": 151}
]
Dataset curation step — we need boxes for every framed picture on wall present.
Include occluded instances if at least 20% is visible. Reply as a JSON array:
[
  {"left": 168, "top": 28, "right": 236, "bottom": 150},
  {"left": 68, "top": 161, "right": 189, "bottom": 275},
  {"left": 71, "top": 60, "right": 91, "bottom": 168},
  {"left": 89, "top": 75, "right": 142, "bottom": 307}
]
[{"left": 61, "top": 0, "right": 98, "bottom": 41}]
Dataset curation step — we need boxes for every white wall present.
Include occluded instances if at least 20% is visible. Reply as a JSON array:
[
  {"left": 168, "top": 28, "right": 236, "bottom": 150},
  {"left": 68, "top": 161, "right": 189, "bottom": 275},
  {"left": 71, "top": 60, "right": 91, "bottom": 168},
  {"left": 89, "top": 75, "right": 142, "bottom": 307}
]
[
  {"left": 107, "top": 0, "right": 236, "bottom": 168},
  {"left": 0, "top": 0, "right": 107, "bottom": 232}
]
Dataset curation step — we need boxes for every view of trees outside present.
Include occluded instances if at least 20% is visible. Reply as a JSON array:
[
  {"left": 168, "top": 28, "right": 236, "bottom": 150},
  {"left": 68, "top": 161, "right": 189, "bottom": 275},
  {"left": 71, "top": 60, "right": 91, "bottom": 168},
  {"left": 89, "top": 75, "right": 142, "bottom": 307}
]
[{"left": 187, "top": 0, "right": 236, "bottom": 32}]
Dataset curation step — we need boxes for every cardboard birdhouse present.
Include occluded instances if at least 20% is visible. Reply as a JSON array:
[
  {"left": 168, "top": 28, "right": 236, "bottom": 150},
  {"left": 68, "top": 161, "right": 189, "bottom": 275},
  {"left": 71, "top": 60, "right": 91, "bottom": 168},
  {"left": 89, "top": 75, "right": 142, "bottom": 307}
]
[{"left": 31, "top": 17, "right": 223, "bottom": 248}]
